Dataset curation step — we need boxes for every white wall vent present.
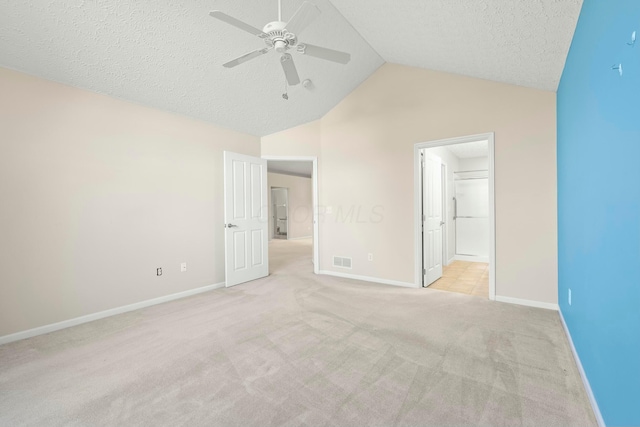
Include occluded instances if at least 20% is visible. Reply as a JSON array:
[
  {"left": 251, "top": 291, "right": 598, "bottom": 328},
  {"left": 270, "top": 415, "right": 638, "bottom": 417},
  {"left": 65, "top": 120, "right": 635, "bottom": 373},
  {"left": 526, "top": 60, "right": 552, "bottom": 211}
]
[{"left": 333, "top": 256, "right": 352, "bottom": 269}]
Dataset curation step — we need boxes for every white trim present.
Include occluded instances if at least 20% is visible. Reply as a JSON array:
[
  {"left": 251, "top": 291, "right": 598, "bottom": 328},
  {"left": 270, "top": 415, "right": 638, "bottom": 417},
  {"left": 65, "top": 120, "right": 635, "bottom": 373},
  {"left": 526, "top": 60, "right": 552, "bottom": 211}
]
[
  {"left": 319, "top": 270, "right": 418, "bottom": 289},
  {"left": 441, "top": 162, "right": 449, "bottom": 270},
  {"left": 495, "top": 295, "right": 559, "bottom": 311},
  {"left": 263, "top": 156, "right": 319, "bottom": 274},
  {"left": 287, "top": 235, "right": 312, "bottom": 240},
  {"left": 487, "top": 137, "right": 496, "bottom": 301},
  {"left": 414, "top": 133, "right": 496, "bottom": 300},
  {"left": 559, "top": 310, "right": 606, "bottom": 427},
  {"left": 0, "top": 282, "right": 225, "bottom": 346},
  {"left": 454, "top": 254, "right": 489, "bottom": 263}
]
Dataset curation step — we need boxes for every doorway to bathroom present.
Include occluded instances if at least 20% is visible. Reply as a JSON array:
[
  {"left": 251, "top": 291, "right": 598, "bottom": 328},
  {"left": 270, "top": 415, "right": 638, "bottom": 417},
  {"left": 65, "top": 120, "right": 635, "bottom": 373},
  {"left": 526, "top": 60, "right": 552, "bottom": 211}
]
[{"left": 414, "top": 133, "right": 496, "bottom": 300}]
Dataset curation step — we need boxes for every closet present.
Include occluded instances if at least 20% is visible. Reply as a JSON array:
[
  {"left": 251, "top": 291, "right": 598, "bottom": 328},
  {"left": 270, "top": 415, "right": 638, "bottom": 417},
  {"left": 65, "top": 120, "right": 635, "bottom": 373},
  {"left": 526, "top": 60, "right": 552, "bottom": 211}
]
[{"left": 454, "top": 169, "right": 489, "bottom": 259}]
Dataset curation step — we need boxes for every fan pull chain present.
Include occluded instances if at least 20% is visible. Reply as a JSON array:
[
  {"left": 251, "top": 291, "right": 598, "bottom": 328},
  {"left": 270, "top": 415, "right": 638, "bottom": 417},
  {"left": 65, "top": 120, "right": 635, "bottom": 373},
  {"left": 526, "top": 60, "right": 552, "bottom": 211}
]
[{"left": 282, "top": 77, "right": 289, "bottom": 100}]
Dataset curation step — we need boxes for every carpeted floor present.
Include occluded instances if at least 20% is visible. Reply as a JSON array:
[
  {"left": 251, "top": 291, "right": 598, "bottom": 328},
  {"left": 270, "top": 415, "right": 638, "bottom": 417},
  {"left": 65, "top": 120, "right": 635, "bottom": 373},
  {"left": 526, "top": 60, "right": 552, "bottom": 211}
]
[{"left": 0, "top": 239, "right": 596, "bottom": 426}]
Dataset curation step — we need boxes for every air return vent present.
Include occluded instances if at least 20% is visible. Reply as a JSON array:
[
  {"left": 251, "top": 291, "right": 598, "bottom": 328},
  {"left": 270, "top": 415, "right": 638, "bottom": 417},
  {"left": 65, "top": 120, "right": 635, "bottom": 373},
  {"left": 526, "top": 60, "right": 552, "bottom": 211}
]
[{"left": 333, "top": 256, "right": 352, "bottom": 269}]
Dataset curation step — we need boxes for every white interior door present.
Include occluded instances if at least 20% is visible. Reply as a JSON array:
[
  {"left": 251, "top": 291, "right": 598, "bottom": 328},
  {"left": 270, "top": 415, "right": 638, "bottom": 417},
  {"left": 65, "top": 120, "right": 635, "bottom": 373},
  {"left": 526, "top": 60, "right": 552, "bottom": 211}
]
[
  {"left": 224, "top": 152, "right": 268, "bottom": 287},
  {"left": 423, "top": 152, "right": 444, "bottom": 286}
]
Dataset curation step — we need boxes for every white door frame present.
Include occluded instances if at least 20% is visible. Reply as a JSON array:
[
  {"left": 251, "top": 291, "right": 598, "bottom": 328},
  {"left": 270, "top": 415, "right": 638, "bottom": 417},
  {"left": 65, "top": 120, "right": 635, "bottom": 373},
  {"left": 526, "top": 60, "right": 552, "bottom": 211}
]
[
  {"left": 414, "top": 133, "right": 496, "bottom": 300},
  {"left": 441, "top": 162, "right": 449, "bottom": 266},
  {"left": 262, "top": 156, "right": 319, "bottom": 275}
]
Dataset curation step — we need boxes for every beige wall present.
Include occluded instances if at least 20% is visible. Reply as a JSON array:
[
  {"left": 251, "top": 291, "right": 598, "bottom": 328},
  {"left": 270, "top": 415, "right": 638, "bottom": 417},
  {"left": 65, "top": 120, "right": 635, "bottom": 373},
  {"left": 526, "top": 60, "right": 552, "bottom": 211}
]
[
  {"left": 262, "top": 63, "right": 558, "bottom": 304},
  {"left": 0, "top": 68, "right": 260, "bottom": 337},
  {"left": 267, "top": 173, "right": 313, "bottom": 240},
  {"left": 261, "top": 120, "right": 321, "bottom": 157}
]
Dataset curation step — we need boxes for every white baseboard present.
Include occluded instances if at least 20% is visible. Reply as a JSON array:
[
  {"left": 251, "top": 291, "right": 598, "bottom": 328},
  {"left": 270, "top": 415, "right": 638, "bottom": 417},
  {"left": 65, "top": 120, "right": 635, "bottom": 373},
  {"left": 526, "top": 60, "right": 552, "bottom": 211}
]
[
  {"left": 288, "top": 235, "right": 312, "bottom": 240},
  {"left": 454, "top": 254, "right": 489, "bottom": 263},
  {"left": 495, "top": 295, "right": 559, "bottom": 311},
  {"left": 559, "top": 310, "right": 605, "bottom": 427},
  {"left": 319, "top": 270, "right": 417, "bottom": 288},
  {"left": 0, "top": 282, "right": 225, "bottom": 346}
]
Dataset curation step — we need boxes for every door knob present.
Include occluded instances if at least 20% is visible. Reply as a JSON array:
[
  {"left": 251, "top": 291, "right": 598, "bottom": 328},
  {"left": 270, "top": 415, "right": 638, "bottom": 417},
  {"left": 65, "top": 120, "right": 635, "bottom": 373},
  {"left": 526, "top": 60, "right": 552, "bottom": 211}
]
[
  {"left": 440, "top": 221, "right": 445, "bottom": 226},
  {"left": 226, "top": 223, "right": 238, "bottom": 228}
]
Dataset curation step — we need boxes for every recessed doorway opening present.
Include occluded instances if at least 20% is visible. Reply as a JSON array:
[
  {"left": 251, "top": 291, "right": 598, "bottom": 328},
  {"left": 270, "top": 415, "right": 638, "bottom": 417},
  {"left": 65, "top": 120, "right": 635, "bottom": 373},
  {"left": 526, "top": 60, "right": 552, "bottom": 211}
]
[
  {"left": 414, "top": 134, "right": 496, "bottom": 300},
  {"left": 264, "top": 156, "right": 319, "bottom": 275}
]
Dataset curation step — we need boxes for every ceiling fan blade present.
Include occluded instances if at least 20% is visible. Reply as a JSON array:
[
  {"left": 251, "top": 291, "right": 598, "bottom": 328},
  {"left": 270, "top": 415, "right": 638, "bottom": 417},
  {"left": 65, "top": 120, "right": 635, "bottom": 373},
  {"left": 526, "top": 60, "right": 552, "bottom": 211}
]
[
  {"left": 298, "top": 43, "right": 351, "bottom": 64},
  {"left": 285, "top": 1, "right": 321, "bottom": 36},
  {"left": 223, "top": 48, "right": 271, "bottom": 68},
  {"left": 210, "top": 11, "right": 267, "bottom": 38},
  {"left": 280, "top": 54, "right": 301, "bottom": 86}
]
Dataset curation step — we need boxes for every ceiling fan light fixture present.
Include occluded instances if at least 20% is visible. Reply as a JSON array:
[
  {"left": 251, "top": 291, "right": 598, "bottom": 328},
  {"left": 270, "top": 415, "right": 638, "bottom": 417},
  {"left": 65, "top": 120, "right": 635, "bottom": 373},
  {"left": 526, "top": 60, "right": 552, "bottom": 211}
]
[{"left": 274, "top": 40, "right": 288, "bottom": 53}]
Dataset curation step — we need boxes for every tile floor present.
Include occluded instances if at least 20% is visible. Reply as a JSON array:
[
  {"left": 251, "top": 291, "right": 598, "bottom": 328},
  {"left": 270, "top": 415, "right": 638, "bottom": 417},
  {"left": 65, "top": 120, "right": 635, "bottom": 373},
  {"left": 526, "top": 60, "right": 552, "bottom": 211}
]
[{"left": 428, "top": 260, "right": 489, "bottom": 297}]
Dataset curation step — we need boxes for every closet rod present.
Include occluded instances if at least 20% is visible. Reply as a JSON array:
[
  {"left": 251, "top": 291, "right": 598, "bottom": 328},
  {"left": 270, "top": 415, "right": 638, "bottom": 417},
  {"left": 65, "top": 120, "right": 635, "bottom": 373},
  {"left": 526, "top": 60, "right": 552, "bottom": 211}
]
[
  {"left": 454, "top": 177, "right": 488, "bottom": 181},
  {"left": 454, "top": 169, "right": 488, "bottom": 174}
]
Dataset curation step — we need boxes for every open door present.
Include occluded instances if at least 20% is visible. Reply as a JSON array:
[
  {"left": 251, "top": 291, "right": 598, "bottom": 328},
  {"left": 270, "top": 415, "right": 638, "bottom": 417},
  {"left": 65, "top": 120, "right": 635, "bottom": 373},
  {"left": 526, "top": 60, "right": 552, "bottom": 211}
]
[
  {"left": 224, "top": 151, "right": 268, "bottom": 287},
  {"left": 423, "top": 151, "right": 444, "bottom": 286}
]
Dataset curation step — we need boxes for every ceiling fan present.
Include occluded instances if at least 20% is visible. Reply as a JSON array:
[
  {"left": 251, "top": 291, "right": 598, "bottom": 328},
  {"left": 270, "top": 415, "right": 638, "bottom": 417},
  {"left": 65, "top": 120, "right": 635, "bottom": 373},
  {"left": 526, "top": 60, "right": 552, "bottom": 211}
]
[{"left": 209, "top": 0, "right": 351, "bottom": 87}]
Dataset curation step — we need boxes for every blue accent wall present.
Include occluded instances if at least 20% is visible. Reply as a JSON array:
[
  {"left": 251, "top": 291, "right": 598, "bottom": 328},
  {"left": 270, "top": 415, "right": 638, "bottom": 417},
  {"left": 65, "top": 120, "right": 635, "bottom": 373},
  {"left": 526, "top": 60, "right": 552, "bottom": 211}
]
[{"left": 558, "top": 0, "right": 640, "bottom": 425}]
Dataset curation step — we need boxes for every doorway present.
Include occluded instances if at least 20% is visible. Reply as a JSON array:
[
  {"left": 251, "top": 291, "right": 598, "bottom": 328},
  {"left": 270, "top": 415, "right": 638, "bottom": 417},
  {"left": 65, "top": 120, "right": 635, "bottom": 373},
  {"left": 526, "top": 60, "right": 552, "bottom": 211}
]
[
  {"left": 263, "top": 156, "right": 319, "bottom": 275},
  {"left": 414, "top": 134, "right": 496, "bottom": 300}
]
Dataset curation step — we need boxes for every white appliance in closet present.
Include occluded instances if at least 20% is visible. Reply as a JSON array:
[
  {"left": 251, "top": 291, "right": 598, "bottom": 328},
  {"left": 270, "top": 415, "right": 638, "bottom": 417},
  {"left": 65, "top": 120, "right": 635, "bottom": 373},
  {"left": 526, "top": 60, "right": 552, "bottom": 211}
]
[{"left": 454, "top": 170, "right": 489, "bottom": 260}]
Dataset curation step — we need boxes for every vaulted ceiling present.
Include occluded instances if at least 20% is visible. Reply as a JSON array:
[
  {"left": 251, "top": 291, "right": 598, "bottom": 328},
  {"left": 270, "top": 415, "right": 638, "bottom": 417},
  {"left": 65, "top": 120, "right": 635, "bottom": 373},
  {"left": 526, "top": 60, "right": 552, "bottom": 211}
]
[
  {"left": 0, "top": 0, "right": 582, "bottom": 136},
  {"left": 330, "top": 0, "right": 583, "bottom": 91}
]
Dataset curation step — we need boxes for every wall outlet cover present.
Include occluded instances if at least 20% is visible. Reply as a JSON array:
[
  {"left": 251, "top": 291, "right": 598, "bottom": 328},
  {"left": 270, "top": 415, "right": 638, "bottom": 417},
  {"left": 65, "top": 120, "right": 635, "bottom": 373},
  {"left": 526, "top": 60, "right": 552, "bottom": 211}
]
[{"left": 157, "top": 268, "right": 162, "bottom": 276}]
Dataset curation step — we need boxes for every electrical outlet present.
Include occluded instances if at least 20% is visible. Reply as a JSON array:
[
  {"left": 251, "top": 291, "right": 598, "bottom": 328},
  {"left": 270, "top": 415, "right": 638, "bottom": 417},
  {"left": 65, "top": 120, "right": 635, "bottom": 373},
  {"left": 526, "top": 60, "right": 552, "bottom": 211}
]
[
  {"left": 367, "top": 253, "right": 373, "bottom": 261},
  {"left": 568, "top": 288, "right": 572, "bottom": 306},
  {"left": 180, "top": 262, "right": 187, "bottom": 272},
  {"left": 157, "top": 267, "right": 162, "bottom": 276}
]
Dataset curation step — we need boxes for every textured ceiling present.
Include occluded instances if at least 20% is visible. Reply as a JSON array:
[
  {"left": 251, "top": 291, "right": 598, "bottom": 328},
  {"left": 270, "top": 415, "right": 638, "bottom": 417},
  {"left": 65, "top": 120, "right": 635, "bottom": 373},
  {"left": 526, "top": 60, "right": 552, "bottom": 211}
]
[
  {"left": 0, "top": 0, "right": 383, "bottom": 136},
  {"left": 330, "top": 0, "right": 583, "bottom": 91},
  {"left": 0, "top": 1, "right": 582, "bottom": 136}
]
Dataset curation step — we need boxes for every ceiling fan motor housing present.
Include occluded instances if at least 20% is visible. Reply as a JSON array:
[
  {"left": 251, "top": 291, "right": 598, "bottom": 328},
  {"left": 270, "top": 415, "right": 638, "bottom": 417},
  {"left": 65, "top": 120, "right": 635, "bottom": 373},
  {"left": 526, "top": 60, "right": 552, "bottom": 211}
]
[{"left": 263, "top": 21, "right": 297, "bottom": 53}]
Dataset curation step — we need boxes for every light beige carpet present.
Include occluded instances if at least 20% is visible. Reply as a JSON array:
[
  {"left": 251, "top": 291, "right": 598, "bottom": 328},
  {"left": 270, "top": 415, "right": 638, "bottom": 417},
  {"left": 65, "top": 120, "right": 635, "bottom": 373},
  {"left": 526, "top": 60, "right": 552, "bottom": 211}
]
[{"left": 0, "top": 239, "right": 595, "bottom": 426}]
